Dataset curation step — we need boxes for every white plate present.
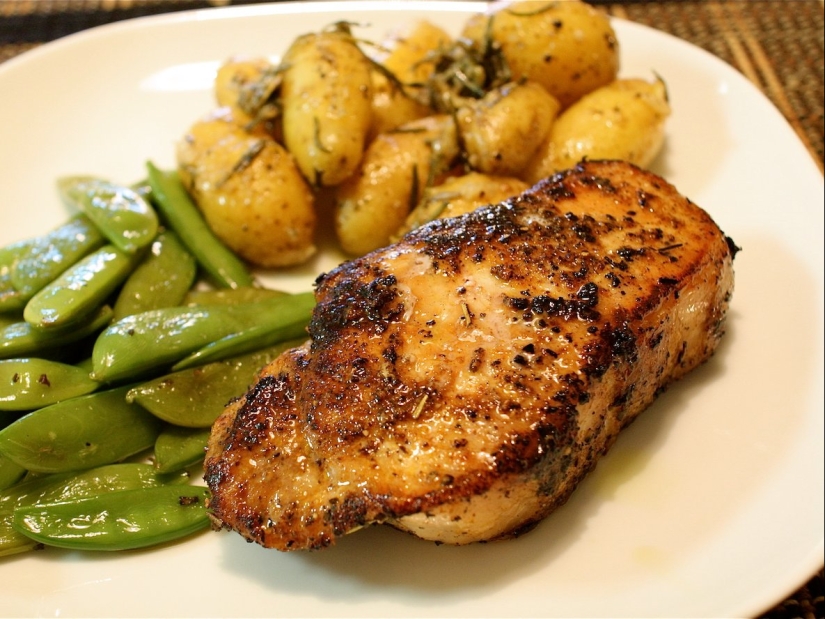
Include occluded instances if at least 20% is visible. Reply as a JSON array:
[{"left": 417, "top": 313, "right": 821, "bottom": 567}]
[{"left": 0, "top": 2, "right": 822, "bottom": 617}]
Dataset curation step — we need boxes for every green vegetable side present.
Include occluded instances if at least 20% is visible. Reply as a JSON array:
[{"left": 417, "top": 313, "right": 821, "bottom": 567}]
[{"left": 0, "top": 165, "right": 315, "bottom": 557}]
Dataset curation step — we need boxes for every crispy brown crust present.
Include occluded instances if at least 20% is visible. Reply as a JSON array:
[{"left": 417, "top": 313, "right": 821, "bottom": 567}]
[{"left": 205, "top": 160, "right": 736, "bottom": 551}]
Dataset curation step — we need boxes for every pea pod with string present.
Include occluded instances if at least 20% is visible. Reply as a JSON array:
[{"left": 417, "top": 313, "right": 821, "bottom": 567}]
[
  {"left": 146, "top": 161, "right": 254, "bottom": 289},
  {"left": 0, "top": 305, "right": 113, "bottom": 360},
  {"left": 0, "top": 358, "right": 98, "bottom": 412},
  {"left": 1, "top": 462, "right": 189, "bottom": 515},
  {"left": 183, "top": 285, "right": 287, "bottom": 307},
  {"left": 9, "top": 214, "right": 106, "bottom": 300},
  {"left": 112, "top": 230, "right": 197, "bottom": 320},
  {"left": 1, "top": 244, "right": 27, "bottom": 313},
  {"left": 23, "top": 244, "right": 144, "bottom": 331},
  {"left": 12, "top": 484, "right": 210, "bottom": 551},
  {"left": 91, "top": 292, "right": 314, "bottom": 383},
  {"left": 57, "top": 176, "right": 159, "bottom": 255},
  {"left": 0, "top": 454, "right": 24, "bottom": 492},
  {"left": 173, "top": 293, "right": 314, "bottom": 370},
  {"left": 0, "top": 385, "right": 163, "bottom": 473},
  {"left": 154, "top": 426, "right": 212, "bottom": 473},
  {"left": 127, "top": 338, "right": 305, "bottom": 428},
  {"left": 0, "top": 463, "right": 191, "bottom": 556}
]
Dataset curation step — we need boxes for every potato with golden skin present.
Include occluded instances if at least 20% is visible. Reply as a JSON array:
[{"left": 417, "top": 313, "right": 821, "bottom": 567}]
[
  {"left": 281, "top": 28, "right": 374, "bottom": 187},
  {"left": 522, "top": 77, "right": 671, "bottom": 183},
  {"left": 461, "top": 0, "right": 619, "bottom": 109},
  {"left": 334, "top": 115, "right": 460, "bottom": 256},
  {"left": 456, "top": 81, "right": 561, "bottom": 177},
  {"left": 213, "top": 56, "right": 283, "bottom": 139},
  {"left": 214, "top": 56, "right": 273, "bottom": 125},
  {"left": 394, "top": 171, "right": 529, "bottom": 239},
  {"left": 177, "top": 109, "right": 316, "bottom": 268},
  {"left": 369, "top": 20, "right": 453, "bottom": 138}
]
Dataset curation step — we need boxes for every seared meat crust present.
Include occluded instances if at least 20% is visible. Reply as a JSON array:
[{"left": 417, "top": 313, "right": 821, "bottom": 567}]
[{"left": 205, "top": 160, "right": 736, "bottom": 551}]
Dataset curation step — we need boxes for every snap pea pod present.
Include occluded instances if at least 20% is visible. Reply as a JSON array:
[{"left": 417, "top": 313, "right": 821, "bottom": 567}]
[
  {"left": 0, "top": 453, "right": 25, "bottom": 492},
  {"left": 146, "top": 161, "right": 255, "bottom": 290},
  {"left": 0, "top": 385, "right": 163, "bottom": 473},
  {"left": 113, "top": 230, "right": 197, "bottom": 320},
  {"left": 9, "top": 214, "right": 106, "bottom": 299},
  {"left": 0, "top": 463, "right": 189, "bottom": 515},
  {"left": 0, "top": 358, "right": 99, "bottom": 412},
  {"left": 172, "top": 293, "right": 314, "bottom": 370},
  {"left": 0, "top": 305, "right": 113, "bottom": 360},
  {"left": 127, "top": 339, "right": 304, "bottom": 428},
  {"left": 1, "top": 244, "right": 27, "bottom": 313},
  {"left": 12, "top": 485, "right": 210, "bottom": 551},
  {"left": 0, "top": 518, "right": 36, "bottom": 556},
  {"left": 91, "top": 293, "right": 314, "bottom": 383},
  {"left": 154, "top": 426, "right": 211, "bottom": 473},
  {"left": 183, "top": 286, "right": 287, "bottom": 306},
  {"left": 0, "top": 462, "right": 190, "bottom": 557},
  {"left": 57, "top": 176, "right": 159, "bottom": 255},
  {"left": 23, "top": 244, "right": 144, "bottom": 331}
]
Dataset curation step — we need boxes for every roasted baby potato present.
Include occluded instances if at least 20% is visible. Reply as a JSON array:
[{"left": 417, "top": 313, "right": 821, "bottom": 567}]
[
  {"left": 177, "top": 109, "right": 316, "bottom": 268},
  {"left": 523, "top": 76, "right": 671, "bottom": 183},
  {"left": 456, "top": 81, "right": 561, "bottom": 177},
  {"left": 461, "top": 0, "right": 619, "bottom": 109},
  {"left": 335, "top": 115, "right": 460, "bottom": 256},
  {"left": 214, "top": 56, "right": 273, "bottom": 125},
  {"left": 280, "top": 26, "right": 374, "bottom": 187},
  {"left": 394, "top": 171, "right": 529, "bottom": 239},
  {"left": 369, "top": 20, "right": 452, "bottom": 138}
]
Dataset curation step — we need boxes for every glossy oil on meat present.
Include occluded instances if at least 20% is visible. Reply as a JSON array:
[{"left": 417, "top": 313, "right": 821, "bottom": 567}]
[{"left": 205, "top": 160, "right": 737, "bottom": 551}]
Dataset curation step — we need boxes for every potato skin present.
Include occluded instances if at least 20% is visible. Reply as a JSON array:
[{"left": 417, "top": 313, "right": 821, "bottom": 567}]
[
  {"left": 281, "top": 30, "right": 374, "bottom": 187},
  {"left": 214, "top": 56, "right": 272, "bottom": 125},
  {"left": 334, "top": 115, "right": 460, "bottom": 256},
  {"left": 456, "top": 81, "right": 560, "bottom": 177},
  {"left": 395, "top": 172, "right": 529, "bottom": 239},
  {"left": 369, "top": 20, "right": 452, "bottom": 138},
  {"left": 177, "top": 109, "right": 316, "bottom": 268},
  {"left": 462, "top": 0, "right": 619, "bottom": 109},
  {"left": 523, "top": 77, "right": 671, "bottom": 183}
]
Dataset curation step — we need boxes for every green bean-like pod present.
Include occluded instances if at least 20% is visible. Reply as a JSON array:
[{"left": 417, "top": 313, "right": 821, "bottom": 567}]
[
  {"left": 0, "top": 358, "right": 99, "bottom": 412},
  {"left": 0, "top": 305, "right": 113, "bottom": 360},
  {"left": 153, "top": 426, "right": 211, "bottom": 473},
  {"left": 12, "top": 485, "right": 210, "bottom": 551},
  {"left": 57, "top": 176, "right": 159, "bottom": 255},
  {"left": 183, "top": 285, "right": 287, "bottom": 307},
  {"left": 146, "top": 162, "right": 255, "bottom": 290},
  {"left": 9, "top": 214, "right": 106, "bottom": 300},
  {"left": 91, "top": 293, "right": 313, "bottom": 383},
  {"left": 113, "top": 230, "right": 197, "bottom": 320},
  {"left": 0, "top": 386, "right": 163, "bottom": 473},
  {"left": 0, "top": 454, "right": 24, "bottom": 492},
  {"left": 127, "top": 338, "right": 305, "bottom": 428},
  {"left": 172, "top": 293, "right": 314, "bottom": 370},
  {"left": 0, "top": 462, "right": 189, "bottom": 557},
  {"left": 23, "top": 245, "right": 143, "bottom": 331}
]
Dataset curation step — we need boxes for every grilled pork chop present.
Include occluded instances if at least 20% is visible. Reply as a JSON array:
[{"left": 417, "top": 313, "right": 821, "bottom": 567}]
[{"left": 205, "top": 160, "right": 736, "bottom": 550}]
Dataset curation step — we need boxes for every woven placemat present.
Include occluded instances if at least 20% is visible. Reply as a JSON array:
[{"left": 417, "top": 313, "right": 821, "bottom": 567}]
[{"left": 0, "top": 1, "right": 823, "bottom": 616}]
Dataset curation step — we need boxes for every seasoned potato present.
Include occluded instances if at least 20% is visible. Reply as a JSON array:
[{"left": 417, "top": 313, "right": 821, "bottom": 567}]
[
  {"left": 456, "top": 81, "right": 560, "bottom": 177},
  {"left": 523, "top": 77, "right": 671, "bottom": 183},
  {"left": 461, "top": 0, "right": 619, "bottom": 109},
  {"left": 281, "top": 28, "right": 374, "bottom": 187},
  {"left": 214, "top": 56, "right": 283, "bottom": 139},
  {"left": 214, "top": 56, "right": 273, "bottom": 124},
  {"left": 177, "top": 108, "right": 316, "bottom": 268},
  {"left": 369, "top": 20, "right": 452, "bottom": 138},
  {"left": 394, "top": 172, "right": 529, "bottom": 239},
  {"left": 335, "top": 115, "right": 460, "bottom": 256}
]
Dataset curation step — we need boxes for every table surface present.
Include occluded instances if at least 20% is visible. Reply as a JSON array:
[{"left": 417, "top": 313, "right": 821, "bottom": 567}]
[{"left": 1, "top": 1, "right": 823, "bottom": 617}]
